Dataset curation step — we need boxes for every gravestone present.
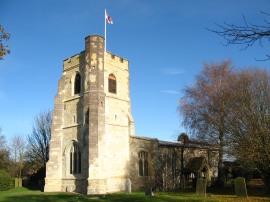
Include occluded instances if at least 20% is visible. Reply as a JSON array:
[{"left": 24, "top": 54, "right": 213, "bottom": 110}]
[
  {"left": 66, "top": 186, "right": 73, "bottom": 192},
  {"left": 145, "top": 186, "right": 154, "bottom": 196},
  {"left": 196, "top": 178, "right": 207, "bottom": 198},
  {"left": 126, "top": 178, "right": 131, "bottom": 194},
  {"left": 14, "top": 178, "right": 22, "bottom": 187},
  {"left": 14, "top": 178, "right": 18, "bottom": 188},
  {"left": 18, "top": 178, "right": 22, "bottom": 187},
  {"left": 234, "top": 177, "right": 248, "bottom": 198}
]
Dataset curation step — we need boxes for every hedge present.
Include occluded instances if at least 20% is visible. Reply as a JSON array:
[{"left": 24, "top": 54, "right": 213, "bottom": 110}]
[{"left": 0, "top": 170, "right": 12, "bottom": 191}]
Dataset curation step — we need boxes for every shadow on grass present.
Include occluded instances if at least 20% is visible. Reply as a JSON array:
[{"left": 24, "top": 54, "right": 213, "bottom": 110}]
[
  {"left": 24, "top": 184, "right": 44, "bottom": 191},
  {"left": 207, "top": 186, "right": 268, "bottom": 197},
  {"left": 3, "top": 194, "right": 77, "bottom": 202}
]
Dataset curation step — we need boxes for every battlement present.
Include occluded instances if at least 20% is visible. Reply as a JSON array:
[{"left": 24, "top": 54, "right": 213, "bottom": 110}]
[
  {"left": 105, "top": 51, "right": 129, "bottom": 72},
  {"left": 63, "top": 53, "right": 80, "bottom": 63},
  {"left": 63, "top": 53, "right": 82, "bottom": 71},
  {"left": 105, "top": 51, "right": 128, "bottom": 64},
  {"left": 62, "top": 50, "right": 128, "bottom": 72}
]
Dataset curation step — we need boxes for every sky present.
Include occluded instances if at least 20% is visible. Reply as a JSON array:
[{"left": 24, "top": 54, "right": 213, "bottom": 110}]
[{"left": 1, "top": 0, "right": 270, "bottom": 142}]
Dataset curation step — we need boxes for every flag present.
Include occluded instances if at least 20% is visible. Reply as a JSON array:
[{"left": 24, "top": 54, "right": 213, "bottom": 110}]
[{"left": 105, "top": 10, "right": 113, "bottom": 24}]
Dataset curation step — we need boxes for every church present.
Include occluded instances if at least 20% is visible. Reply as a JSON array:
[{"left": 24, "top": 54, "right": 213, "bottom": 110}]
[{"left": 44, "top": 35, "right": 219, "bottom": 194}]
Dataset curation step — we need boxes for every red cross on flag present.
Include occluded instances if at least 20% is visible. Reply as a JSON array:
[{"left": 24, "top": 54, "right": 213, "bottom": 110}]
[{"left": 105, "top": 10, "right": 113, "bottom": 24}]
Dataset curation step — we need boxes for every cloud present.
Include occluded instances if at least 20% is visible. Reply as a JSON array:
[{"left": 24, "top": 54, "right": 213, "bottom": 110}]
[
  {"left": 161, "top": 68, "right": 185, "bottom": 75},
  {"left": 162, "top": 90, "right": 180, "bottom": 95}
]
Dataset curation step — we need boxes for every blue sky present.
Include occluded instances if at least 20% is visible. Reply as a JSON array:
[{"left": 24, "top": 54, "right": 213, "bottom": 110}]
[{"left": 1, "top": 0, "right": 270, "bottom": 141}]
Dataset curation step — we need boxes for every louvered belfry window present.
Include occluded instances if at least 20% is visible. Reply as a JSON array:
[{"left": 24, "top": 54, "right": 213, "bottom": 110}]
[{"left": 108, "top": 74, "right": 116, "bottom": 94}]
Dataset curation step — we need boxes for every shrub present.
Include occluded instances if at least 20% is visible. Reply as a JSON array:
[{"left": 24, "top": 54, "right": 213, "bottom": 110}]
[{"left": 0, "top": 170, "right": 12, "bottom": 191}]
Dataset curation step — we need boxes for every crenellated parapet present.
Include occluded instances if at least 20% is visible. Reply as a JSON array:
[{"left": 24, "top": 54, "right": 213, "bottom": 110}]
[{"left": 63, "top": 53, "right": 81, "bottom": 72}]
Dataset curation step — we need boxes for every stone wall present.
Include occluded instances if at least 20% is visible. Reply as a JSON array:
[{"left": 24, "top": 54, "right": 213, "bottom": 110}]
[
  {"left": 129, "top": 136, "right": 159, "bottom": 190},
  {"left": 100, "top": 52, "right": 134, "bottom": 193},
  {"left": 129, "top": 137, "right": 219, "bottom": 191}
]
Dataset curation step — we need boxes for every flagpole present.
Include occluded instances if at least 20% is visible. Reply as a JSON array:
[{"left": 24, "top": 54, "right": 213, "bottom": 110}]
[{"left": 104, "top": 9, "right": 107, "bottom": 55}]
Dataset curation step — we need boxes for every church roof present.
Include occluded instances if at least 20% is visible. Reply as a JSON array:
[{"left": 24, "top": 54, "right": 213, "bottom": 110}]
[
  {"left": 185, "top": 157, "right": 208, "bottom": 173},
  {"left": 158, "top": 139, "right": 219, "bottom": 150},
  {"left": 158, "top": 140, "right": 183, "bottom": 146}
]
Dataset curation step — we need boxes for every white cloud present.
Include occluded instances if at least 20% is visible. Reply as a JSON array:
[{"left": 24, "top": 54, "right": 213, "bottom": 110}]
[
  {"left": 161, "top": 68, "right": 185, "bottom": 75},
  {"left": 162, "top": 90, "right": 180, "bottom": 95}
]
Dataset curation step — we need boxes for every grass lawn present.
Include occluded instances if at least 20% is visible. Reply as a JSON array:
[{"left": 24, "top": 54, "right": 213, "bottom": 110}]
[{"left": 0, "top": 187, "right": 269, "bottom": 202}]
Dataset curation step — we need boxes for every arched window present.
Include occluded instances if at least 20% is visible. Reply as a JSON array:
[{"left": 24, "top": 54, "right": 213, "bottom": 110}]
[
  {"left": 108, "top": 74, "right": 116, "bottom": 94},
  {"left": 138, "top": 151, "right": 148, "bottom": 176},
  {"left": 70, "top": 142, "right": 81, "bottom": 174},
  {"left": 74, "top": 73, "right": 81, "bottom": 95}
]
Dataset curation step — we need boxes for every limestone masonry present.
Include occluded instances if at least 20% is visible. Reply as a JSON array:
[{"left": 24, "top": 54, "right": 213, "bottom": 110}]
[{"left": 45, "top": 35, "right": 219, "bottom": 194}]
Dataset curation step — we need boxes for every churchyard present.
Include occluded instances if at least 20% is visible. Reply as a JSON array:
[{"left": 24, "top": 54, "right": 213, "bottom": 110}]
[{"left": 0, "top": 183, "right": 269, "bottom": 202}]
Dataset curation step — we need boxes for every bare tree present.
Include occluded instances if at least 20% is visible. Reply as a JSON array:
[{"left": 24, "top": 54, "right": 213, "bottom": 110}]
[
  {"left": 209, "top": 12, "right": 270, "bottom": 60},
  {"left": 0, "top": 24, "right": 10, "bottom": 60},
  {"left": 179, "top": 60, "right": 234, "bottom": 185},
  {"left": 28, "top": 110, "right": 52, "bottom": 168},
  {"left": 9, "top": 135, "right": 26, "bottom": 178},
  {"left": 0, "top": 127, "right": 5, "bottom": 149},
  {"left": 228, "top": 68, "right": 270, "bottom": 193},
  {"left": 0, "top": 127, "right": 10, "bottom": 171},
  {"left": 180, "top": 61, "right": 270, "bottom": 190}
]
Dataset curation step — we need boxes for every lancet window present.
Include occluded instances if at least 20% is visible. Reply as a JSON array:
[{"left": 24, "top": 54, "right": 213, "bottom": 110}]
[
  {"left": 70, "top": 142, "right": 81, "bottom": 174},
  {"left": 138, "top": 151, "right": 148, "bottom": 176},
  {"left": 74, "top": 73, "right": 81, "bottom": 95}
]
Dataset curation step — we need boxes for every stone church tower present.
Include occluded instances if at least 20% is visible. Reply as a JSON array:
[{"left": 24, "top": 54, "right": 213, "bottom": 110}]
[{"left": 44, "top": 35, "right": 135, "bottom": 194}]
